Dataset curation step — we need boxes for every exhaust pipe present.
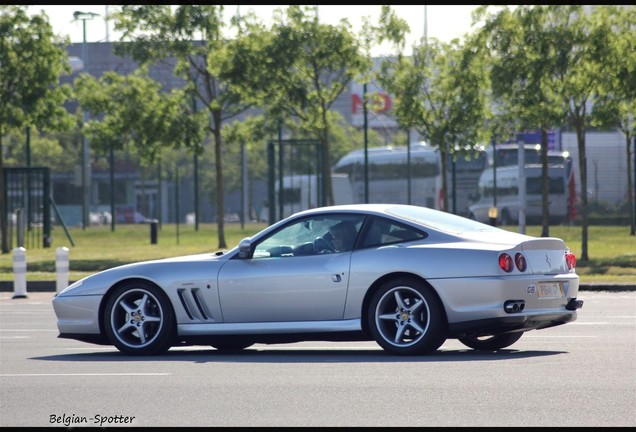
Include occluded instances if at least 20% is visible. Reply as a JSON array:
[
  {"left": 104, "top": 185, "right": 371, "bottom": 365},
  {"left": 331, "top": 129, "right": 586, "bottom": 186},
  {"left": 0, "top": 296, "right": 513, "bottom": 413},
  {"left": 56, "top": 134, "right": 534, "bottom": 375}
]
[
  {"left": 504, "top": 300, "right": 525, "bottom": 314},
  {"left": 566, "top": 298, "right": 584, "bottom": 311}
]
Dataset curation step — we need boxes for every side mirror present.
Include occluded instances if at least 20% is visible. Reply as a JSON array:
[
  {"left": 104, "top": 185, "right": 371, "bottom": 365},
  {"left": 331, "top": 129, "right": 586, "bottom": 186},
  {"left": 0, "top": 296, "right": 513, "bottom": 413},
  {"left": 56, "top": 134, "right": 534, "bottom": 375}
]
[{"left": 238, "top": 237, "right": 252, "bottom": 259}]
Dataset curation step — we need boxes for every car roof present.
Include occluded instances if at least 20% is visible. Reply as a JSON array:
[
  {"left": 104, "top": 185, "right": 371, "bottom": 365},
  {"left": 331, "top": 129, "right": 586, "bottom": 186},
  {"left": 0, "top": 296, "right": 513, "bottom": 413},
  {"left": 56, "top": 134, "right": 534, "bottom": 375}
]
[
  {"left": 292, "top": 203, "right": 404, "bottom": 216},
  {"left": 288, "top": 204, "right": 501, "bottom": 235}
]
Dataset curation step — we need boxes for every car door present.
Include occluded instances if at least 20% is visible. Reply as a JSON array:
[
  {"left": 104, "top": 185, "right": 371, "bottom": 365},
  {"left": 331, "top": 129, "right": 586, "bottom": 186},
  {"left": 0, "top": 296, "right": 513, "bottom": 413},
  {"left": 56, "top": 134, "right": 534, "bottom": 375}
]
[{"left": 216, "top": 214, "right": 363, "bottom": 323}]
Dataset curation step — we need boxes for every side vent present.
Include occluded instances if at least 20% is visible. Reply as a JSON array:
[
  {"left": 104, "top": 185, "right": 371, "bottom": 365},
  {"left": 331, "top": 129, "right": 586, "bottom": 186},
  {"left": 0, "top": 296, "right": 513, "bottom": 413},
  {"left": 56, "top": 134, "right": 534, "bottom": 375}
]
[
  {"left": 177, "top": 289, "right": 194, "bottom": 320},
  {"left": 177, "top": 287, "right": 214, "bottom": 321},
  {"left": 191, "top": 288, "right": 208, "bottom": 320}
]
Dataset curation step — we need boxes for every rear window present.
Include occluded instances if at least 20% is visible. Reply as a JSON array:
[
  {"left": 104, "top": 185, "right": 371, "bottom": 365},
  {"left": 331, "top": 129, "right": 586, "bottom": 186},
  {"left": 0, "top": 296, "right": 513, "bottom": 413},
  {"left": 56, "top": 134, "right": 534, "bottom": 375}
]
[{"left": 387, "top": 205, "right": 500, "bottom": 235}]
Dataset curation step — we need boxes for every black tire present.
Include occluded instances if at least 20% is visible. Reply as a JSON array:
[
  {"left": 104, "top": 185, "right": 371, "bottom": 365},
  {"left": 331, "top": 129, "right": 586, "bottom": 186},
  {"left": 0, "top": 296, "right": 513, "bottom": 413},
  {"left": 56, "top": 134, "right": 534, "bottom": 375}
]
[
  {"left": 458, "top": 332, "right": 523, "bottom": 351},
  {"left": 367, "top": 277, "right": 447, "bottom": 356},
  {"left": 103, "top": 281, "right": 175, "bottom": 355}
]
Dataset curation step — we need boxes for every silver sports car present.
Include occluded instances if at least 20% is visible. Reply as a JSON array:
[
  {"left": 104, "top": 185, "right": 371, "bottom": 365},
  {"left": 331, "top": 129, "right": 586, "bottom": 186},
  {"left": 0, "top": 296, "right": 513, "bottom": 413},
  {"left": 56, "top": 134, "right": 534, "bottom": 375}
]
[{"left": 52, "top": 204, "right": 583, "bottom": 356}]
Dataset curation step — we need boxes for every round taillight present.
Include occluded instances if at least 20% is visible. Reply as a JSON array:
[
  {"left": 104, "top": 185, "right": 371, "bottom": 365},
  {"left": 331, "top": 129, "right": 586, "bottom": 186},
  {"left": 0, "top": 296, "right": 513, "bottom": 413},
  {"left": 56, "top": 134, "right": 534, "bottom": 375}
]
[
  {"left": 566, "top": 252, "right": 576, "bottom": 270},
  {"left": 515, "top": 253, "right": 527, "bottom": 272},
  {"left": 499, "top": 253, "right": 513, "bottom": 272}
]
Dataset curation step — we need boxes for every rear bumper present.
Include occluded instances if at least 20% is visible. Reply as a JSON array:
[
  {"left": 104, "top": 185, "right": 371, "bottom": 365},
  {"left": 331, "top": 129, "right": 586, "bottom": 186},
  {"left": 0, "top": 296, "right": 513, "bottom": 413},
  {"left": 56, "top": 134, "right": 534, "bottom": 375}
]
[
  {"left": 448, "top": 308, "right": 579, "bottom": 338},
  {"left": 432, "top": 273, "right": 580, "bottom": 323}
]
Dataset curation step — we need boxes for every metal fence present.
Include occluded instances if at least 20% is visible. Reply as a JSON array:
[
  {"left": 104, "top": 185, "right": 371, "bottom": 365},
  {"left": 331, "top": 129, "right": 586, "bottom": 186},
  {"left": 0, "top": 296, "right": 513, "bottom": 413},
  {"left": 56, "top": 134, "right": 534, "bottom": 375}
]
[{"left": 4, "top": 167, "right": 51, "bottom": 249}]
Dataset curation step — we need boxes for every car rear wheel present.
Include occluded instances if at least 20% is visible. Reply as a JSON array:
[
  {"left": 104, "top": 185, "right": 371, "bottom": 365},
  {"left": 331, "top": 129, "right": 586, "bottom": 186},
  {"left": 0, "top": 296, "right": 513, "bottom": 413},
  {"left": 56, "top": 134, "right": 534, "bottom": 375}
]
[
  {"left": 103, "top": 281, "right": 175, "bottom": 355},
  {"left": 458, "top": 332, "right": 523, "bottom": 351},
  {"left": 368, "top": 277, "right": 447, "bottom": 356}
]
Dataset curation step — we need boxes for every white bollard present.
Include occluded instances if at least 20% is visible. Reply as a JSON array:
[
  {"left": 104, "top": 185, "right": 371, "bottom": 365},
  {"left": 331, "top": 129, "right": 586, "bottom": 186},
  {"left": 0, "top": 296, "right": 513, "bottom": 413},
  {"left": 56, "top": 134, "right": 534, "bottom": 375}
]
[
  {"left": 12, "top": 247, "right": 27, "bottom": 299},
  {"left": 56, "top": 247, "right": 70, "bottom": 293}
]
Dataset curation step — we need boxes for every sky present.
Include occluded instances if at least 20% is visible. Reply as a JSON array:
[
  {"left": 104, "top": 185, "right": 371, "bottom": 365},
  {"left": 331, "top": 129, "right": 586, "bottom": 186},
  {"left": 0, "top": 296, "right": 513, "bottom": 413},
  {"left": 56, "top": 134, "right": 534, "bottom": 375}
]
[{"left": 26, "top": 5, "right": 483, "bottom": 56}]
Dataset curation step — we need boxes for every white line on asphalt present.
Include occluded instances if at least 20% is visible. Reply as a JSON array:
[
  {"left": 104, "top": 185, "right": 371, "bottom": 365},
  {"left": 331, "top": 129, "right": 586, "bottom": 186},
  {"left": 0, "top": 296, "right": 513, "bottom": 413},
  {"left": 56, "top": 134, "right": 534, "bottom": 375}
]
[
  {"left": 55, "top": 347, "right": 116, "bottom": 351},
  {"left": 0, "top": 311, "right": 54, "bottom": 314},
  {"left": 571, "top": 322, "right": 609, "bottom": 325},
  {"left": 0, "top": 373, "right": 171, "bottom": 377},
  {"left": 523, "top": 335, "right": 598, "bottom": 338}
]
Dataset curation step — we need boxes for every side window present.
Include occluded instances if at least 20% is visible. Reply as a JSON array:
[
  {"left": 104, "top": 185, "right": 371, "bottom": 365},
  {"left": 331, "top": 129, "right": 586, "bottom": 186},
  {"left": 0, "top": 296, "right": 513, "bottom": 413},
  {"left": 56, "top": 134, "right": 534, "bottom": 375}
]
[
  {"left": 360, "top": 217, "right": 427, "bottom": 248},
  {"left": 252, "top": 215, "right": 364, "bottom": 258}
]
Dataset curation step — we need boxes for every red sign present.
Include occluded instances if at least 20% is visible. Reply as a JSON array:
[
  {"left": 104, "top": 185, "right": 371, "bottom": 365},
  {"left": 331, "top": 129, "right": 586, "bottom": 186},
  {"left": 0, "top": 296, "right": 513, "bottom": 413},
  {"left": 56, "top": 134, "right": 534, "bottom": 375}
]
[{"left": 351, "top": 92, "right": 392, "bottom": 114}]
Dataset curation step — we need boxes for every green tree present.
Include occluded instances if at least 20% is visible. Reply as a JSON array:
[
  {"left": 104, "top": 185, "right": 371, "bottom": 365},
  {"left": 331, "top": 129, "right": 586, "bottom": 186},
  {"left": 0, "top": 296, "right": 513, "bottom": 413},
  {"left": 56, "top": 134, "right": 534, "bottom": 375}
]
[
  {"left": 74, "top": 68, "right": 206, "bottom": 165},
  {"left": 550, "top": 6, "right": 616, "bottom": 261},
  {"left": 474, "top": 6, "right": 570, "bottom": 237},
  {"left": 0, "top": 6, "right": 74, "bottom": 253},
  {"left": 476, "top": 5, "right": 624, "bottom": 260},
  {"left": 322, "top": 111, "right": 387, "bottom": 163},
  {"left": 590, "top": 6, "right": 636, "bottom": 236},
  {"left": 221, "top": 5, "right": 372, "bottom": 207},
  {"left": 1, "top": 130, "right": 78, "bottom": 172},
  {"left": 112, "top": 5, "right": 252, "bottom": 248},
  {"left": 221, "top": 114, "right": 282, "bottom": 222},
  {"left": 376, "top": 19, "right": 491, "bottom": 212},
  {"left": 74, "top": 67, "right": 207, "bottom": 227}
]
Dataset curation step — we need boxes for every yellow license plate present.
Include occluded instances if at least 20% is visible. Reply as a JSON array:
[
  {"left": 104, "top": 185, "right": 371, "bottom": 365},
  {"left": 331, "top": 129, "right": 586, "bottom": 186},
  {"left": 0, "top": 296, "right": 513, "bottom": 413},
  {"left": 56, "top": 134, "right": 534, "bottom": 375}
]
[{"left": 537, "top": 282, "right": 563, "bottom": 299}]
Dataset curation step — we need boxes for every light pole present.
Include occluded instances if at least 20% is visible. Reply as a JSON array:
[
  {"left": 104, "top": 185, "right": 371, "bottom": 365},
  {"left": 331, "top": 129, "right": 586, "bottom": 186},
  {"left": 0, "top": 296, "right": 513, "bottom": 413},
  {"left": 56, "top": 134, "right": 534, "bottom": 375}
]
[{"left": 73, "top": 11, "right": 99, "bottom": 230}]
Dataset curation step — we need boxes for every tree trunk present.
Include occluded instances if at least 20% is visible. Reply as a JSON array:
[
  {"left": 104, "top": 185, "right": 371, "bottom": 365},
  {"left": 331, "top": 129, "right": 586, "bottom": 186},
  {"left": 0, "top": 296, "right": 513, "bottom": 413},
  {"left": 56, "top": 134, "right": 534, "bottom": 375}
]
[
  {"left": 576, "top": 121, "right": 588, "bottom": 261},
  {"left": 626, "top": 134, "right": 635, "bottom": 236},
  {"left": 213, "top": 111, "right": 226, "bottom": 249},
  {"left": 322, "top": 111, "right": 334, "bottom": 207},
  {"left": 541, "top": 128, "right": 549, "bottom": 237},
  {"left": 440, "top": 147, "right": 449, "bottom": 213},
  {"left": 0, "top": 126, "right": 8, "bottom": 254}
]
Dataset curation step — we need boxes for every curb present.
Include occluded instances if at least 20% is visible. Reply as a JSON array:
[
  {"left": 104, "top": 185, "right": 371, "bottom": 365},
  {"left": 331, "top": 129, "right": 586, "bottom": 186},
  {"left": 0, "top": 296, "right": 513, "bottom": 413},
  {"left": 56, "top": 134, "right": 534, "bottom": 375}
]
[{"left": 1, "top": 281, "right": 634, "bottom": 293}]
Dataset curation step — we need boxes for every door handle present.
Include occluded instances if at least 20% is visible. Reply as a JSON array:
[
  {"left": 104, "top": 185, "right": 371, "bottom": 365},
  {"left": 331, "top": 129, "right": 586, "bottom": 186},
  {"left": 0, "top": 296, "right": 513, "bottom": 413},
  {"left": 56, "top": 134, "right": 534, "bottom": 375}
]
[{"left": 331, "top": 274, "right": 342, "bottom": 282}]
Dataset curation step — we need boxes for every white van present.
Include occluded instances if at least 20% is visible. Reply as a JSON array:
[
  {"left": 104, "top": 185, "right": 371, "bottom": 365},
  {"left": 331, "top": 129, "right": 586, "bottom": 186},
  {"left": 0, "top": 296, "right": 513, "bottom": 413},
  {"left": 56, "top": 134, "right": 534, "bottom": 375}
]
[
  {"left": 332, "top": 144, "right": 441, "bottom": 209},
  {"left": 468, "top": 164, "right": 569, "bottom": 225}
]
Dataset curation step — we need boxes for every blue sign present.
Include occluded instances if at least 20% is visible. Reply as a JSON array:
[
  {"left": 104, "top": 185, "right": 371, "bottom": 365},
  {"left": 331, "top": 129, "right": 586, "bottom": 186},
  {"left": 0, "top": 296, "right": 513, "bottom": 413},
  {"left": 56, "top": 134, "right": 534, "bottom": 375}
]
[{"left": 506, "top": 129, "right": 560, "bottom": 150}]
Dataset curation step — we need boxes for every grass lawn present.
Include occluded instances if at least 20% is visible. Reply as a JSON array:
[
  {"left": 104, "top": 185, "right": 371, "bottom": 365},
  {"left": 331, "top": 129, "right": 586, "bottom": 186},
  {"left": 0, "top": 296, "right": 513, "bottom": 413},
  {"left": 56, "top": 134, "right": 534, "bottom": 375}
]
[
  {"left": 519, "top": 225, "right": 636, "bottom": 284},
  {"left": 0, "top": 222, "right": 634, "bottom": 284}
]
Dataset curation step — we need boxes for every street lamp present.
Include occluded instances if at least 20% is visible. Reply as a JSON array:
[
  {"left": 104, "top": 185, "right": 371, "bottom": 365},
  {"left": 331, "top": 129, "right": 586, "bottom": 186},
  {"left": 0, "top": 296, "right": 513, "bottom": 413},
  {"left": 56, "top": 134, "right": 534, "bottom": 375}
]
[{"left": 73, "top": 11, "right": 99, "bottom": 230}]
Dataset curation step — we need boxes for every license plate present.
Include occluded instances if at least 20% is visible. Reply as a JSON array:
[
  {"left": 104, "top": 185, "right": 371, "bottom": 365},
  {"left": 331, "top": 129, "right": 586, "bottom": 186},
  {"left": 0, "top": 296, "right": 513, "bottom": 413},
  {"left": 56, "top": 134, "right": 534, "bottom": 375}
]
[{"left": 537, "top": 282, "right": 563, "bottom": 299}]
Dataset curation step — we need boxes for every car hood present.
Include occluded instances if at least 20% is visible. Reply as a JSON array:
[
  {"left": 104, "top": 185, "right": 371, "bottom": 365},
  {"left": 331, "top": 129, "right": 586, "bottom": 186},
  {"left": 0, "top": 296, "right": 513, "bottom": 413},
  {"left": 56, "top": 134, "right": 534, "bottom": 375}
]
[{"left": 58, "top": 251, "right": 231, "bottom": 297}]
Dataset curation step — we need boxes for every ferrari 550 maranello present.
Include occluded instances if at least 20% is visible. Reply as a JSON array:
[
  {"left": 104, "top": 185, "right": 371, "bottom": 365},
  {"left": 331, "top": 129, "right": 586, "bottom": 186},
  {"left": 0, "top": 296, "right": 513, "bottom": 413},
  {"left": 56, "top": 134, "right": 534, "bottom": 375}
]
[{"left": 52, "top": 204, "right": 583, "bottom": 356}]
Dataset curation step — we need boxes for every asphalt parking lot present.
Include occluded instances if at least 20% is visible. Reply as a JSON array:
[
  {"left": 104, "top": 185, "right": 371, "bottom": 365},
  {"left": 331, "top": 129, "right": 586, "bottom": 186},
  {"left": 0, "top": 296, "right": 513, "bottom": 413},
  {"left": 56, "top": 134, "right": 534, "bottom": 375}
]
[{"left": 1, "top": 290, "right": 634, "bottom": 427}]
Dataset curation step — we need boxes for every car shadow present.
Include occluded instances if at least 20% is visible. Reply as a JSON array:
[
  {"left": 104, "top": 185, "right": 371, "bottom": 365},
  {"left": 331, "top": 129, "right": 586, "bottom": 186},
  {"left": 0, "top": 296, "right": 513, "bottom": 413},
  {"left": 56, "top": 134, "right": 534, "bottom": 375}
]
[{"left": 33, "top": 346, "right": 567, "bottom": 363}]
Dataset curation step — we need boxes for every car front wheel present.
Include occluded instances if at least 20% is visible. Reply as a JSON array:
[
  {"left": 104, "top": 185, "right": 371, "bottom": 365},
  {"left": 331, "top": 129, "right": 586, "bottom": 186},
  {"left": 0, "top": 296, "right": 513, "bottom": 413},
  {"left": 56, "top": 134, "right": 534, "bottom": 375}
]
[
  {"left": 103, "top": 281, "right": 175, "bottom": 355},
  {"left": 368, "top": 277, "right": 447, "bottom": 356},
  {"left": 458, "top": 332, "right": 523, "bottom": 351}
]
